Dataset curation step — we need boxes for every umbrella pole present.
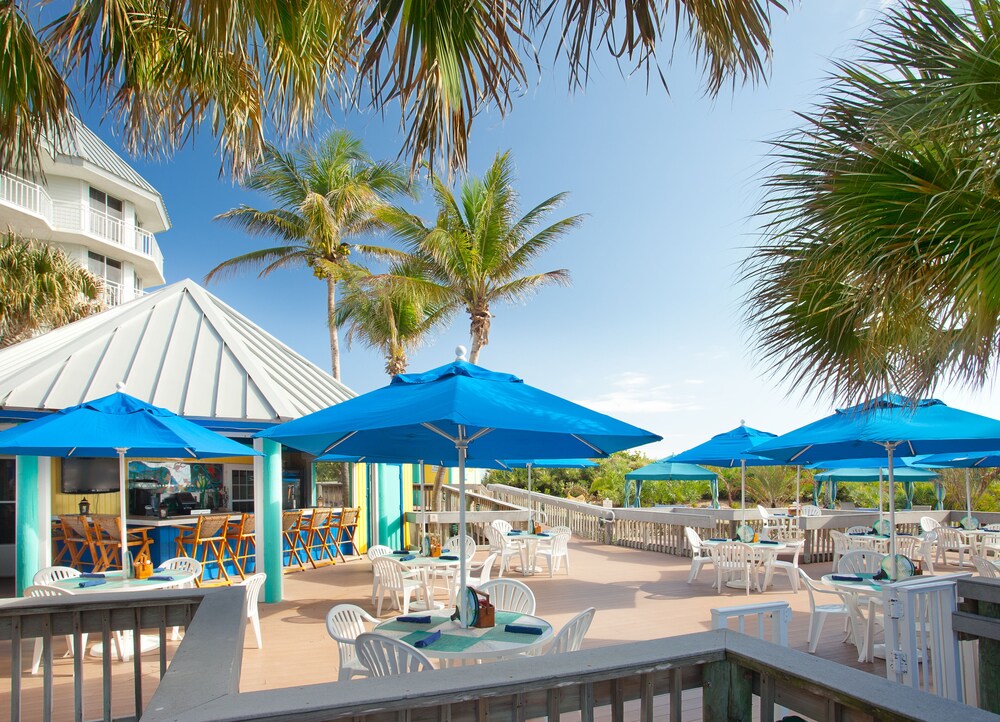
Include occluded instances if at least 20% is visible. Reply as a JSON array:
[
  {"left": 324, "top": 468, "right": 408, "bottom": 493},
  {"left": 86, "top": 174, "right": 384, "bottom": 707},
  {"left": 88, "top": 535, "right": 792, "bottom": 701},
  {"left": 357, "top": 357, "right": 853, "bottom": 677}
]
[
  {"left": 966, "top": 468, "right": 973, "bottom": 525},
  {"left": 741, "top": 459, "right": 746, "bottom": 524},
  {"left": 879, "top": 470, "right": 884, "bottom": 524},
  {"left": 795, "top": 465, "right": 800, "bottom": 508},
  {"left": 419, "top": 461, "right": 426, "bottom": 547},
  {"left": 457, "top": 431, "right": 469, "bottom": 628},
  {"left": 885, "top": 444, "right": 898, "bottom": 580},
  {"left": 117, "top": 448, "right": 129, "bottom": 576},
  {"left": 527, "top": 463, "right": 533, "bottom": 531}
]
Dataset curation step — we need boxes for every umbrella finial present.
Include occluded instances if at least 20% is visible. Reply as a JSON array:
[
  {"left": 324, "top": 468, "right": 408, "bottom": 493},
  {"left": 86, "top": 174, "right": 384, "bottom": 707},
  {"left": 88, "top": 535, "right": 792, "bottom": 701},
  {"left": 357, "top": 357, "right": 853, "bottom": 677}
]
[
  {"left": 455, "top": 345, "right": 467, "bottom": 361},
  {"left": 740, "top": 419, "right": 746, "bottom": 426},
  {"left": 116, "top": 381, "right": 126, "bottom": 392}
]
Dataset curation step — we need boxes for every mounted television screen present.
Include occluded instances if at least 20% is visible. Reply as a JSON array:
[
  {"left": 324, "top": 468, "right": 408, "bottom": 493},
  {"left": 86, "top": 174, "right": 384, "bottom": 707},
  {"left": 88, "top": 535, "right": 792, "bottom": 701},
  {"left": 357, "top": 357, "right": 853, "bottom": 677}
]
[{"left": 61, "top": 458, "right": 120, "bottom": 494}]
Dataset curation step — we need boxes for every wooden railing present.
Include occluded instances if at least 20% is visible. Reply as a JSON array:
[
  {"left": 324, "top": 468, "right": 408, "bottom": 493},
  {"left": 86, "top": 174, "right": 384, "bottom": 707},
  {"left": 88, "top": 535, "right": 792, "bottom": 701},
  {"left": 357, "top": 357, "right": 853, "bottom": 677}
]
[
  {"left": 140, "top": 589, "right": 994, "bottom": 722},
  {"left": 0, "top": 588, "right": 214, "bottom": 722},
  {"left": 486, "top": 484, "right": 615, "bottom": 542}
]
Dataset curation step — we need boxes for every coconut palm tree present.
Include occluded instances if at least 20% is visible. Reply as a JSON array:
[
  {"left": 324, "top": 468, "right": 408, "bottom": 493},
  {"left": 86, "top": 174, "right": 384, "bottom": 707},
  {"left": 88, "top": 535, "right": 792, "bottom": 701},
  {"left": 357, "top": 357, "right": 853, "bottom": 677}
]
[
  {"left": 6, "top": 0, "right": 784, "bottom": 175},
  {"left": 334, "top": 265, "right": 450, "bottom": 375},
  {"left": 380, "top": 151, "right": 583, "bottom": 363},
  {"left": 742, "top": 0, "right": 1000, "bottom": 404},
  {"left": 205, "top": 132, "right": 413, "bottom": 380},
  {"left": 0, "top": 231, "right": 103, "bottom": 347}
]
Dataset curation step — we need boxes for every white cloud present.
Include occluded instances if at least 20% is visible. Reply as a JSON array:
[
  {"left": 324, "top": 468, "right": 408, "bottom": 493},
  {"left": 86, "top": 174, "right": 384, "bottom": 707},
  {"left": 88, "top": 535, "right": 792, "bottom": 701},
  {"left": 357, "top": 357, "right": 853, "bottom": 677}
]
[
  {"left": 684, "top": 379, "right": 704, "bottom": 385},
  {"left": 576, "top": 372, "right": 701, "bottom": 416}
]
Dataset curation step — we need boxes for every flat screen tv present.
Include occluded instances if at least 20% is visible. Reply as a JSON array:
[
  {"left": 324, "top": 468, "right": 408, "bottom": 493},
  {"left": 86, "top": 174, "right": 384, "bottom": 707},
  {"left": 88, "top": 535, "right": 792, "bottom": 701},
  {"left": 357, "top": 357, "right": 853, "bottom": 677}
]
[{"left": 61, "top": 458, "right": 120, "bottom": 494}]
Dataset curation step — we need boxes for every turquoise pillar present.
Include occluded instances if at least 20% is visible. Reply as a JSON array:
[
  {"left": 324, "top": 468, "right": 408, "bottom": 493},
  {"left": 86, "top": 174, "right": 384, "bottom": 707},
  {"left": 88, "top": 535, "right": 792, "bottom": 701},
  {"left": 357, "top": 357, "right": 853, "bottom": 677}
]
[
  {"left": 261, "top": 439, "right": 283, "bottom": 603},
  {"left": 15, "top": 456, "right": 40, "bottom": 597}
]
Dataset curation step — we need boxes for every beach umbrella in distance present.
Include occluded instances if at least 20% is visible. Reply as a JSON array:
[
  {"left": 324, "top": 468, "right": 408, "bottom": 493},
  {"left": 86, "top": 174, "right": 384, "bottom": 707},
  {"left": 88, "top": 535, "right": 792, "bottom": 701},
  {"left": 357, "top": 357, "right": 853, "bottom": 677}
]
[
  {"left": 499, "top": 459, "right": 598, "bottom": 528},
  {"left": 916, "top": 451, "right": 1000, "bottom": 528},
  {"left": 809, "top": 461, "right": 938, "bottom": 518},
  {"left": 624, "top": 458, "right": 718, "bottom": 508},
  {"left": 671, "top": 422, "right": 782, "bottom": 523},
  {"left": 258, "top": 348, "right": 661, "bottom": 625},
  {"left": 752, "top": 394, "right": 1000, "bottom": 577},
  {"left": 0, "top": 389, "right": 259, "bottom": 587}
]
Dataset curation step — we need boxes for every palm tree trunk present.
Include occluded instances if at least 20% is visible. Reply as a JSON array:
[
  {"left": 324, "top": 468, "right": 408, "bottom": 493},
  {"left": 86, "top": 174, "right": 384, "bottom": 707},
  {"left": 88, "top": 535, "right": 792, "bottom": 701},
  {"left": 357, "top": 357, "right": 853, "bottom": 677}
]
[
  {"left": 327, "top": 276, "right": 341, "bottom": 381},
  {"left": 468, "top": 306, "right": 490, "bottom": 364}
]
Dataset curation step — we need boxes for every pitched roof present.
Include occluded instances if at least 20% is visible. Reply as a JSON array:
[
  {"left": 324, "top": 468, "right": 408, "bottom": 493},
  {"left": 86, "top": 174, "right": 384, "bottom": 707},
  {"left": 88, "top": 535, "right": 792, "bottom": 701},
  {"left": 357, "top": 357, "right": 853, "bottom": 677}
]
[
  {"left": 51, "top": 117, "right": 161, "bottom": 197},
  {"left": 0, "top": 279, "right": 354, "bottom": 426}
]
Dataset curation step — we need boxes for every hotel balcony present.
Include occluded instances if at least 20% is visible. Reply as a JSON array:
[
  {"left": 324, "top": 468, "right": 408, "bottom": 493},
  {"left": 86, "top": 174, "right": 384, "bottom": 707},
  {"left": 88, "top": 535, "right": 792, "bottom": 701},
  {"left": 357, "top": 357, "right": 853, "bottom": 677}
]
[{"left": 0, "top": 171, "right": 164, "bottom": 289}]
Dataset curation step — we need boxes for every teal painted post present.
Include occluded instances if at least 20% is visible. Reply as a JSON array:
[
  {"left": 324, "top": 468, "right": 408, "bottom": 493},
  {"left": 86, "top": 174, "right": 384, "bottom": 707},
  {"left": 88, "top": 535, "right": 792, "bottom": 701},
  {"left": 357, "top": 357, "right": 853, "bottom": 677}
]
[
  {"left": 15, "top": 456, "right": 40, "bottom": 597},
  {"left": 262, "top": 439, "right": 283, "bottom": 603}
]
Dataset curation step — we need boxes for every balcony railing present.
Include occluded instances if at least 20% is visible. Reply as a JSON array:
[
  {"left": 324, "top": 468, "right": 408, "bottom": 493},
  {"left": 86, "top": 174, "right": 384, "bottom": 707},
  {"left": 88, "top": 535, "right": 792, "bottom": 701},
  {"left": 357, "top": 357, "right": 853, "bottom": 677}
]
[{"left": 0, "top": 171, "right": 163, "bottom": 273}]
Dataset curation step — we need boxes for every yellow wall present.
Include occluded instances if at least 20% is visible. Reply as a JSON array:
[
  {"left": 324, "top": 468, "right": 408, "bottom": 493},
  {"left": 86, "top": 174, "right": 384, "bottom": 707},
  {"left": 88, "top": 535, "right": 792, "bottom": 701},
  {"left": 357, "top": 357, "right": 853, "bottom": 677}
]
[{"left": 351, "top": 462, "right": 369, "bottom": 554}]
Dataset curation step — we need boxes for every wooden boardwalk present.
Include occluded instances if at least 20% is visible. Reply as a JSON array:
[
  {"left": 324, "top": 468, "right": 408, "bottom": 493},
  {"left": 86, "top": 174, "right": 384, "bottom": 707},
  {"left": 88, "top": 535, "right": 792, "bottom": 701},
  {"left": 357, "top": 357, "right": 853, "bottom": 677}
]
[{"left": 2, "top": 536, "right": 895, "bottom": 720}]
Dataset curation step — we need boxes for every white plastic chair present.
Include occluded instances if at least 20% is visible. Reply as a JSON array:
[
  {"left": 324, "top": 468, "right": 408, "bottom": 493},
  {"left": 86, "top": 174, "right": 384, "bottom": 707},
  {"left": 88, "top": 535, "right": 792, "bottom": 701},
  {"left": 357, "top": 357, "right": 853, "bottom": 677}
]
[
  {"left": 799, "top": 505, "right": 822, "bottom": 517},
  {"left": 491, "top": 519, "right": 513, "bottom": 535},
  {"left": 846, "top": 525, "right": 872, "bottom": 535},
  {"left": 757, "top": 505, "right": 776, "bottom": 533},
  {"left": 484, "top": 525, "right": 521, "bottom": 577},
  {"left": 710, "top": 542, "right": 756, "bottom": 595},
  {"left": 536, "top": 531, "right": 571, "bottom": 577},
  {"left": 972, "top": 555, "right": 1000, "bottom": 579},
  {"left": 477, "top": 578, "right": 536, "bottom": 615},
  {"left": 238, "top": 573, "right": 267, "bottom": 649},
  {"left": 982, "top": 526, "right": 1000, "bottom": 558},
  {"left": 367, "top": 545, "right": 393, "bottom": 603},
  {"left": 684, "top": 527, "right": 713, "bottom": 584},
  {"left": 355, "top": 633, "right": 434, "bottom": 677},
  {"left": 837, "top": 550, "right": 885, "bottom": 575},
  {"left": 371, "top": 556, "right": 426, "bottom": 616},
  {"left": 895, "top": 535, "right": 934, "bottom": 574},
  {"left": 443, "top": 535, "right": 477, "bottom": 560},
  {"left": 468, "top": 553, "right": 497, "bottom": 587},
  {"left": 920, "top": 516, "right": 942, "bottom": 532},
  {"left": 160, "top": 556, "right": 203, "bottom": 640},
  {"left": 548, "top": 525, "right": 571, "bottom": 536},
  {"left": 32, "top": 566, "right": 81, "bottom": 586},
  {"left": 763, "top": 539, "right": 804, "bottom": 592},
  {"left": 24, "top": 585, "right": 78, "bottom": 674},
  {"left": 797, "top": 570, "right": 851, "bottom": 654},
  {"left": 542, "top": 607, "right": 596, "bottom": 655},
  {"left": 326, "top": 604, "right": 380, "bottom": 681},
  {"left": 829, "top": 530, "right": 851, "bottom": 571},
  {"left": 935, "top": 526, "right": 971, "bottom": 567}
]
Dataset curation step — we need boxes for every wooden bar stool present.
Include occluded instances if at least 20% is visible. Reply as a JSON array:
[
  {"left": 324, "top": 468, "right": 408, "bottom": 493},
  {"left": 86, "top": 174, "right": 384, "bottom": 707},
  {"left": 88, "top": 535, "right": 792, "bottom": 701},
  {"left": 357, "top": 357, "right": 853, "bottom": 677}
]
[
  {"left": 302, "top": 508, "right": 334, "bottom": 568},
  {"left": 332, "top": 507, "right": 360, "bottom": 562},
  {"left": 281, "top": 510, "right": 305, "bottom": 573},
  {"left": 175, "top": 514, "right": 234, "bottom": 586},
  {"left": 225, "top": 513, "right": 256, "bottom": 579},
  {"left": 50, "top": 520, "right": 70, "bottom": 567},
  {"left": 59, "top": 515, "right": 98, "bottom": 571}
]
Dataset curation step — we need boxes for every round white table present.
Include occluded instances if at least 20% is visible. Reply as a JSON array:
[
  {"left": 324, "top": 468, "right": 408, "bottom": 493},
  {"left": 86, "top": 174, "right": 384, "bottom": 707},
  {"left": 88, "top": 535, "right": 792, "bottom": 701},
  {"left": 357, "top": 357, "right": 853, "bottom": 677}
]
[
  {"left": 702, "top": 540, "right": 786, "bottom": 590},
  {"left": 374, "top": 611, "right": 554, "bottom": 663},
  {"left": 391, "top": 552, "right": 462, "bottom": 607},
  {"left": 503, "top": 532, "right": 554, "bottom": 575},
  {"left": 822, "top": 573, "right": 886, "bottom": 661}
]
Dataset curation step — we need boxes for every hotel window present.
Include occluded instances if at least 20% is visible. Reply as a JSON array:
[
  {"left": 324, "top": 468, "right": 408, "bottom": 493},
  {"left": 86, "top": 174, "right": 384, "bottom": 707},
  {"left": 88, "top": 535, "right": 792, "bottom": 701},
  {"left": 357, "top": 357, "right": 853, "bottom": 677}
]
[
  {"left": 89, "top": 188, "right": 123, "bottom": 220},
  {"left": 88, "top": 252, "right": 122, "bottom": 286},
  {"left": 229, "top": 468, "right": 255, "bottom": 513}
]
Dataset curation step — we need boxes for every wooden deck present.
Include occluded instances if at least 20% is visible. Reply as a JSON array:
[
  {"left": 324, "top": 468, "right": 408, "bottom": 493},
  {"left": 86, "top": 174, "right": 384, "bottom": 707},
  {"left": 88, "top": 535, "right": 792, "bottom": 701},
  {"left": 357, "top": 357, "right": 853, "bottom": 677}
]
[{"left": 3, "top": 537, "right": 899, "bottom": 719}]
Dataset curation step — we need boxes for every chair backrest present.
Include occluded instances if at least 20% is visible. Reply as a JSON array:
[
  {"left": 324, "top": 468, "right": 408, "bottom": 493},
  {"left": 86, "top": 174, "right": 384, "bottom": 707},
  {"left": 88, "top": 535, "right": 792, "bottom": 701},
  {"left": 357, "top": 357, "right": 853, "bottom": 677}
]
[
  {"left": 32, "top": 566, "right": 80, "bottom": 586},
  {"left": 936, "top": 526, "right": 964, "bottom": 549},
  {"left": 830, "top": 530, "right": 851, "bottom": 554},
  {"left": 799, "top": 505, "right": 822, "bottom": 517},
  {"left": 547, "top": 532, "right": 570, "bottom": 556},
  {"left": 550, "top": 526, "right": 571, "bottom": 536},
  {"left": 491, "top": 519, "right": 513, "bottom": 534},
  {"left": 476, "top": 578, "right": 536, "bottom": 614},
  {"left": 90, "top": 514, "right": 119, "bottom": 541},
  {"left": 684, "top": 527, "right": 703, "bottom": 553},
  {"left": 846, "top": 526, "right": 872, "bottom": 535},
  {"left": 796, "top": 569, "right": 845, "bottom": 611},
  {"left": 159, "top": 556, "right": 204, "bottom": 577},
  {"left": 371, "top": 556, "right": 408, "bottom": 590},
  {"left": 355, "top": 633, "right": 434, "bottom": 677},
  {"left": 60, "top": 515, "right": 92, "bottom": 541},
  {"left": 326, "top": 604, "right": 379, "bottom": 663},
  {"left": 238, "top": 573, "right": 267, "bottom": 615},
  {"left": 546, "top": 607, "right": 596, "bottom": 655},
  {"left": 281, "top": 510, "right": 302, "bottom": 532},
  {"left": 484, "top": 525, "right": 513, "bottom": 553},
  {"left": 895, "top": 536, "right": 921, "bottom": 558},
  {"left": 837, "top": 550, "right": 885, "bottom": 574},
  {"left": 972, "top": 555, "right": 1000, "bottom": 579},
  {"left": 443, "top": 535, "right": 477, "bottom": 560},
  {"left": 307, "top": 508, "right": 331, "bottom": 530},
  {"left": 24, "top": 584, "right": 73, "bottom": 598},
  {"left": 471, "top": 553, "right": 497, "bottom": 585},
  {"left": 196, "top": 514, "right": 231, "bottom": 540},
  {"left": 239, "top": 513, "right": 256, "bottom": 534},
  {"left": 920, "top": 516, "right": 941, "bottom": 532},
  {"left": 335, "top": 508, "right": 360, "bottom": 536},
  {"left": 367, "top": 545, "right": 393, "bottom": 562},
  {"left": 711, "top": 541, "right": 750, "bottom": 568},
  {"left": 756, "top": 505, "right": 771, "bottom": 520}
]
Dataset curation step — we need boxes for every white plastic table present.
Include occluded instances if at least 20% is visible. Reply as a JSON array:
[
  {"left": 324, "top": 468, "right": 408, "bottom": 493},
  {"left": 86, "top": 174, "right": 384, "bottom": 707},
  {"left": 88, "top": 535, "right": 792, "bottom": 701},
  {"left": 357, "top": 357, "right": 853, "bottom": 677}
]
[
  {"left": 503, "top": 532, "right": 554, "bottom": 575},
  {"left": 374, "top": 611, "right": 554, "bottom": 663},
  {"left": 822, "top": 573, "right": 886, "bottom": 661},
  {"left": 702, "top": 540, "right": 786, "bottom": 590},
  {"left": 391, "top": 552, "right": 461, "bottom": 607}
]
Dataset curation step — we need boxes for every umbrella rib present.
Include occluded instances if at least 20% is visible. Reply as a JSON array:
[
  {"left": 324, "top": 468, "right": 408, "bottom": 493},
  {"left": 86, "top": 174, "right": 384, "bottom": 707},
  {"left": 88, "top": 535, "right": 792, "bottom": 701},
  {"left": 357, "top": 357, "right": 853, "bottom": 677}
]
[
  {"left": 789, "top": 445, "right": 813, "bottom": 462},
  {"left": 322, "top": 431, "right": 358, "bottom": 455},
  {"left": 571, "top": 435, "right": 605, "bottom": 456}
]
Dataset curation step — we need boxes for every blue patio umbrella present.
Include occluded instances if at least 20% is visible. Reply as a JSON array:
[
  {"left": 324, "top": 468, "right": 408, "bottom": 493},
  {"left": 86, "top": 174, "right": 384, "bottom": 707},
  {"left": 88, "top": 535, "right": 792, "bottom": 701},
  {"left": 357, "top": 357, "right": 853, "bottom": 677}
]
[
  {"left": 500, "top": 459, "right": 597, "bottom": 528},
  {"left": 916, "top": 451, "right": 1000, "bottom": 526},
  {"left": 259, "top": 353, "right": 661, "bottom": 625},
  {"left": 0, "top": 390, "right": 259, "bottom": 578},
  {"left": 752, "top": 394, "right": 1000, "bottom": 573},
  {"left": 671, "top": 422, "right": 782, "bottom": 522},
  {"left": 624, "top": 458, "right": 718, "bottom": 508}
]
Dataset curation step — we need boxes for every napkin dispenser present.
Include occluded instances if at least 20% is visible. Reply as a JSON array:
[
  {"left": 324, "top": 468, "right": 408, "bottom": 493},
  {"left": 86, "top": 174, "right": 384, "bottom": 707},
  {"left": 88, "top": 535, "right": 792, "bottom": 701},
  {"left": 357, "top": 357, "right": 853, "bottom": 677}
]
[{"left": 473, "top": 590, "right": 495, "bottom": 628}]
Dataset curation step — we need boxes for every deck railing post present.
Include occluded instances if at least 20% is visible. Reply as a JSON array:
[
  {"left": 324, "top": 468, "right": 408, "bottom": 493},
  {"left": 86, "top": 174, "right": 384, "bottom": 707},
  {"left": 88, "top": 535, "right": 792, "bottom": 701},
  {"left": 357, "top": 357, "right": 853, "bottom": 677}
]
[{"left": 702, "top": 658, "right": 752, "bottom": 722}]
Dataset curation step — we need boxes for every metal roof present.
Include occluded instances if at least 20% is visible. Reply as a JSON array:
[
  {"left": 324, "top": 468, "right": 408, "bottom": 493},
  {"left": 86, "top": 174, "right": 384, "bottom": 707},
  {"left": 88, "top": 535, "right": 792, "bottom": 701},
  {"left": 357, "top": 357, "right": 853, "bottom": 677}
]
[
  {"left": 50, "top": 117, "right": 161, "bottom": 197},
  {"left": 0, "top": 279, "right": 355, "bottom": 423}
]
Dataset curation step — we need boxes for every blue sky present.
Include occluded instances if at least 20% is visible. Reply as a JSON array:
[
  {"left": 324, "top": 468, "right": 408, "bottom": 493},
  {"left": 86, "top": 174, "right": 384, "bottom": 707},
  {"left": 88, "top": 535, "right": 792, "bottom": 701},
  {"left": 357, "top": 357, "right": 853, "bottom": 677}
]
[{"left": 74, "top": 1, "right": 1000, "bottom": 458}]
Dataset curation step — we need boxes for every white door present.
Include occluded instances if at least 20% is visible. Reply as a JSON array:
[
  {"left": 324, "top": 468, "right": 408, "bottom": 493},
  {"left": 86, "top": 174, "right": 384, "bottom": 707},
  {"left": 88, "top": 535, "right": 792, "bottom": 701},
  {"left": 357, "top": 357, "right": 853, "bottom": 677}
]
[{"left": 225, "top": 465, "right": 255, "bottom": 513}]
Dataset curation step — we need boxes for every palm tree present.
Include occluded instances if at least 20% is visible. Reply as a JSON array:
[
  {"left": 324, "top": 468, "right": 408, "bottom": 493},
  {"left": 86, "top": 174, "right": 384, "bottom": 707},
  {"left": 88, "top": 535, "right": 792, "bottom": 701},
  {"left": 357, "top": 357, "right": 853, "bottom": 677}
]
[
  {"left": 205, "top": 132, "right": 413, "bottom": 380},
  {"left": 742, "top": 0, "right": 1000, "bottom": 404},
  {"left": 334, "top": 266, "right": 450, "bottom": 375},
  {"left": 381, "top": 151, "right": 583, "bottom": 363},
  {"left": 0, "top": 231, "right": 103, "bottom": 347},
  {"left": 6, "top": 1, "right": 785, "bottom": 175}
]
